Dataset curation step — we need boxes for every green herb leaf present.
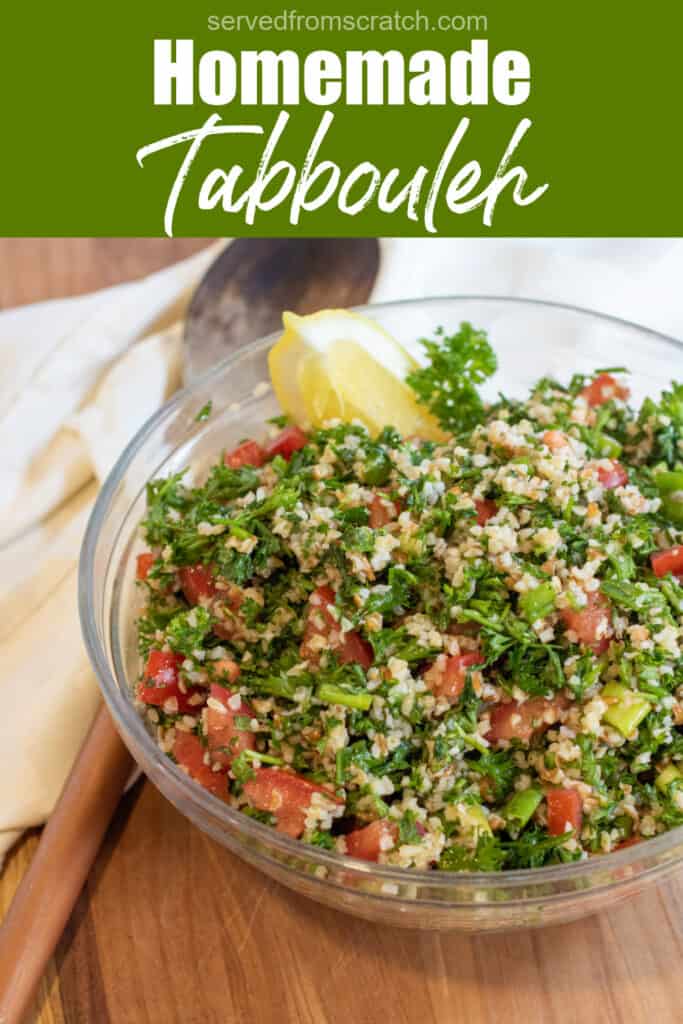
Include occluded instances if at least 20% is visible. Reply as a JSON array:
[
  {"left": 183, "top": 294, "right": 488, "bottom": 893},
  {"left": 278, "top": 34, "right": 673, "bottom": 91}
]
[
  {"left": 195, "top": 400, "right": 213, "bottom": 422},
  {"left": 406, "top": 322, "right": 497, "bottom": 434}
]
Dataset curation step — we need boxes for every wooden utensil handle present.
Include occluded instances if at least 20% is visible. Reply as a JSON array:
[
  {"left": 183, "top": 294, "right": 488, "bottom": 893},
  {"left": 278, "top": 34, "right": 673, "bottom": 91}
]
[{"left": 0, "top": 703, "right": 133, "bottom": 1024}]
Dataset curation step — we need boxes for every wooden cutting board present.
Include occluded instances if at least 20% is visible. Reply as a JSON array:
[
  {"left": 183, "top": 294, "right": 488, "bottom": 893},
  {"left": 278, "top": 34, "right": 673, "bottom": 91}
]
[{"left": 2, "top": 239, "right": 683, "bottom": 1024}]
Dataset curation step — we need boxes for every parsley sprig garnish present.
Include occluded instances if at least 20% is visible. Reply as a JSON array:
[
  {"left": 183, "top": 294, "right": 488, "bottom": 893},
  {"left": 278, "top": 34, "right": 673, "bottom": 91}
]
[{"left": 406, "top": 322, "right": 497, "bottom": 433}]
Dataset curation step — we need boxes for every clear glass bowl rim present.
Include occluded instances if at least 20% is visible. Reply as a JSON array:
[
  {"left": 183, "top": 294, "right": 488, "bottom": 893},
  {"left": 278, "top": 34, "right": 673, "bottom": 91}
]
[{"left": 79, "top": 293, "right": 683, "bottom": 894}]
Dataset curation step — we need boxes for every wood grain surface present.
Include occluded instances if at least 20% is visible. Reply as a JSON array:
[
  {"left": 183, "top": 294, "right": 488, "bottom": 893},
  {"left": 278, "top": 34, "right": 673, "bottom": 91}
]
[{"left": 1, "top": 238, "right": 683, "bottom": 1024}]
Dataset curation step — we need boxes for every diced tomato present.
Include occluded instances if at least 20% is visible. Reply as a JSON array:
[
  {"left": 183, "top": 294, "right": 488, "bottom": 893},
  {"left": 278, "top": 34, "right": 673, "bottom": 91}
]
[
  {"left": 265, "top": 425, "right": 308, "bottom": 461},
  {"left": 344, "top": 819, "right": 398, "bottom": 862},
  {"left": 546, "top": 788, "right": 583, "bottom": 837},
  {"left": 173, "top": 731, "right": 227, "bottom": 798},
  {"left": 595, "top": 460, "right": 628, "bottom": 489},
  {"left": 301, "top": 586, "right": 373, "bottom": 670},
  {"left": 488, "top": 694, "right": 569, "bottom": 744},
  {"left": 369, "top": 493, "right": 399, "bottom": 529},
  {"left": 138, "top": 650, "right": 206, "bottom": 715},
  {"left": 543, "top": 430, "right": 569, "bottom": 451},
  {"left": 474, "top": 499, "right": 497, "bottom": 526},
  {"left": 560, "top": 591, "right": 612, "bottom": 649},
  {"left": 142, "top": 649, "right": 184, "bottom": 685},
  {"left": 424, "top": 651, "right": 485, "bottom": 703},
  {"left": 206, "top": 684, "right": 255, "bottom": 768},
  {"left": 592, "top": 635, "right": 611, "bottom": 656},
  {"left": 337, "top": 631, "right": 371, "bottom": 670},
  {"left": 225, "top": 439, "right": 265, "bottom": 469},
  {"left": 651, "top": 546, "right": 683, "bottom": 578},
  {"left": 136, "top": 552, "right": 172, "bottom": 594},
  {"left": 243, "top": 768, "right": 343, "bottom": 838},
  {"left": 179, "top": 564, "right": 217, "bottom": 605},
  {"left": 136, "top": 552, "right": 156, "bottom": 580},
  {"left": 581, "top": 373, "right": 630, "bottom": 407},
  {"left": 303, "top": 585, "right": 338, "bottom": 635},
  {"left": 615, "top": 836, "right": 642, "bottom": 851},
  {"left": 213, "top": 658, "right": 241, "bottom": 683}
]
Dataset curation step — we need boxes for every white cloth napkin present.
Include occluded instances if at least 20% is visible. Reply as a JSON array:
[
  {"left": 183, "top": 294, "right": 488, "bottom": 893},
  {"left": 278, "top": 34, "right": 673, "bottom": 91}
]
[
  {"left": 2, "top": 237, "right": 682, "bottom": 867},
  {"left": 0, "top": 243, "right": 223, "bottom": 863}
]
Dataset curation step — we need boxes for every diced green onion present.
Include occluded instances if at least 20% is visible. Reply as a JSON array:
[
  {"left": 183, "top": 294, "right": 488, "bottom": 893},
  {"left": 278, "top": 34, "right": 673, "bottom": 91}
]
[
  {"left": 660, "top": 579, "right": 683, "bottom": 615},
  {"left": 335, "top": 749, "right": 347, "bottom": 786},
  {"left": 595, "top": 434, "right": 622, "bottom": 458},
  {"left": 363, "top": 451, "right": 392, "bottom": 486},
  {"left": 613, "top": 813, "right": 634, "bottom": 838},
  {"left": 660, "top": 495, "right": 683, "bottom": 526},
  {"left": 243, "top": 750, "right": 284, "bottom": 766},
  {"left": 502, "top": 787, "right": 543, "bottom": 834},
  {"left": 519, "top": 582, "right": 556, "bottom": 622},
  {"left": 317, "top": 682, "right": 373, "bottom": 711},
  {"left": 449, "top": 719, "right": 490, "bottom": 755},
  {"left": 601, "top": 682, "right": 651, "bottom": 737},
  {"left": 258, "top": 675, "right": 299, "bottom": 700},
  {"left": 655, "top": 471, "right": 683, "bottom": 525},
  {"left": 656, "top": 764, "right": 682, "bottom": 794},
  {"left": 228, "top": 523, "right": 253, "bottom": 540},
  {"left": 655, "top": 470, "right": 683, "bottom": 494}
]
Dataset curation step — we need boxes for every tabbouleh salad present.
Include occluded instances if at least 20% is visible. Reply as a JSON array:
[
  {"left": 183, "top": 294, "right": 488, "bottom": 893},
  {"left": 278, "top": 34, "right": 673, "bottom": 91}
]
[{"left": 133, "top": 322, "right": 683, "bottom": 872}]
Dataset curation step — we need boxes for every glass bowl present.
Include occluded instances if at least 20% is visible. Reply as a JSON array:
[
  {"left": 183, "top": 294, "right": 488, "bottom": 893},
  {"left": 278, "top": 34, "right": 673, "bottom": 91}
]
[{"left": 79, "top": 296, "right": 683, "bottom": 932}]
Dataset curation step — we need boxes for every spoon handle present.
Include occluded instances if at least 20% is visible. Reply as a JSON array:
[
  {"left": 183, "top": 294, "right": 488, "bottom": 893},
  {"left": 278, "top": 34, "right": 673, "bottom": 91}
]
[{"left": 0, "top": 703, "right": 133, "bottom": 1024}]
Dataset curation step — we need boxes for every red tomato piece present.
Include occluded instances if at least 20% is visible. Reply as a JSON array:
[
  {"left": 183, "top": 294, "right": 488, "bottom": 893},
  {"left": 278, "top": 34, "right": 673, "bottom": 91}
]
[
  {"left": 173, "top": 731, "right": 227, "bottom": 798},
  {"left": 138, "top": 650, "right": 206, "bottom": 715},
  {"left": 560, "top": 591, "right": 612, "bottom": 649},
  {"left": 143, "top": 649, "right": 184, "bottom": 683},
  {"left": 224, "top": 439, "right": 265, "bottom": 469},
  {"left": 301, "top": 586, "right": 373, "bottom": 669},
  {"left": 206, "top": 684, "right": 255, "bottom": 768},
  {"left": 488, "top": 694, "right": 569, "bottom": 744},
  {"left": 369, "top": 493, "right": 399, "bottom": 529},
  {"left": 265, "top": 425, "right": 308, "bottom": 461},
  {"left": 136, "top": 552, "right": 155, "bottom": 580},
  {"left": 179, "top": 564, "right": 217, "bottom": 605},
  {"left": 369, "top": 496, "right": 392, "bottom": 529},
  {"left": 595, "top": 460, "right": 628, "bottom": 489},
  {"left": 302, "top": 586, "right": 338, "bottom": 642},
  {"left": 424, "top": 651, "right": 485, "bottom": 703},
  {"left": 474, "top": 499, "right": 498, "bottom": 526},
  {"left": 243, "top": 768, "right": 343, "bottom": 838},
  {"left": 213, "top": 658, "right": 241, "bottom": 683},
  {"left": 581, "top": 373, "right": 630, "bottom": 407},
  {"left": 651, "top": 546, "right": 683, "bottom": 578},
  {"left": 340, "top": 631, "right": 374, "bottom": 670},
  {"left": 344, "top": 819, "right": 398, "bottom": 862},
  {"left": 542, "top": 430, "right": 569, "bottom": 451},
  {"left": 615, "top": 836, "right": 642, "bottom": 851},
  {"left": 546, "top": 788, "right": 583, "bottom": 837}
]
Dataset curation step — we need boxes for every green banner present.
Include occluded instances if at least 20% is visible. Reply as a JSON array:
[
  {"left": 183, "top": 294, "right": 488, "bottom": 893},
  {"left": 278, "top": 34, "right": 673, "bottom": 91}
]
[{"left": 2, "top": 0, "right": 681, "bottom": 236}]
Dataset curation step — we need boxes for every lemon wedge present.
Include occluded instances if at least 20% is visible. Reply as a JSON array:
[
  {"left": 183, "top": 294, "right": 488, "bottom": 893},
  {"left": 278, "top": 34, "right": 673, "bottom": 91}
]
[{"left": 268, "top": 309, "right": 446, "bottom": 440}]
